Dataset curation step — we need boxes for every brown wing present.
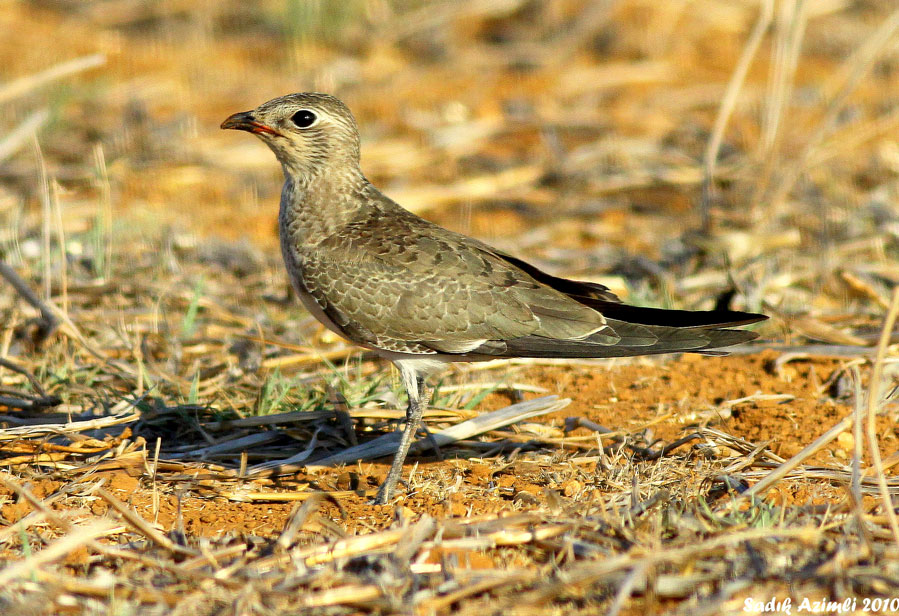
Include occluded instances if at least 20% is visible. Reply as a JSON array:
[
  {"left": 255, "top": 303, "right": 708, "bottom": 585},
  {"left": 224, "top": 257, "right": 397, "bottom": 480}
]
[
  {"left": 291, "top": 200, "right": 765, "bottom": 359},
  {"left": 294, "top": 217, "right": 619, "bottom": 354}
]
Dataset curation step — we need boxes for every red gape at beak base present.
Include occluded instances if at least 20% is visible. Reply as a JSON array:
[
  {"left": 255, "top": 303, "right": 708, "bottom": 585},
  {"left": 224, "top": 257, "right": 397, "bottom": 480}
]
[{"left": 245, "top": 121, "right": 283, "bottom": 137}]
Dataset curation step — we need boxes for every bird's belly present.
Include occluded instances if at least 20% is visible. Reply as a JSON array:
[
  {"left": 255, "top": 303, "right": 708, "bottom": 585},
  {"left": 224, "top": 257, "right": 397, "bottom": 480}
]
[
  {"left": 279, "top": 235, "right": 349, "bottom": 340},
  {"left": 292, "top": 284, "right": 348, "bottom": 338}
]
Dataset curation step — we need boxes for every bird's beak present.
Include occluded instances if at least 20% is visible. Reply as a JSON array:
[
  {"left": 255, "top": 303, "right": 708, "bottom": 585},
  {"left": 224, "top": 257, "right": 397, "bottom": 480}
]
[{"left": 220, "top": 111, "right": 282, "bottom": 137}]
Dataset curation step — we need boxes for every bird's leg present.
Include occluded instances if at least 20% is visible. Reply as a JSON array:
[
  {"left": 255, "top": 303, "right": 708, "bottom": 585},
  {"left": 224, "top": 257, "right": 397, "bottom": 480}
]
[
  {"left": 374, "top": 369, "right": 425, "bottom": 504},
  {"left": 413, "top": 381, "right": 444, "bottom": 460}
]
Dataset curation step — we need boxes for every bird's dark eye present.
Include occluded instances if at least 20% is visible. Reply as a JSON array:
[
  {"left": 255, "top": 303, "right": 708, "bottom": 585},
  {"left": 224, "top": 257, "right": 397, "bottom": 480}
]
[{"left": 291, "top": 110, "right": 317, "bottom": 128}]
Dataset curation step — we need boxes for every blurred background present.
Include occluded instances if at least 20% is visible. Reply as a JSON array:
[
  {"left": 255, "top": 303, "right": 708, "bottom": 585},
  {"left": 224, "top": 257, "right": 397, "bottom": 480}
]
[
  {"left": 2, "top": 0, "right": 899, "bottom": 361},
  {"left": 2, "top": 5, "right": 899, "bottom": 611}
]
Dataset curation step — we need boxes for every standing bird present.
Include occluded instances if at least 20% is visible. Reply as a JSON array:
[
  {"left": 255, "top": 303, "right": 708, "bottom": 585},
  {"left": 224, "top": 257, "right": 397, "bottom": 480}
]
[{"left": 222, "top": 93, "right": 766, "bottom": 504}]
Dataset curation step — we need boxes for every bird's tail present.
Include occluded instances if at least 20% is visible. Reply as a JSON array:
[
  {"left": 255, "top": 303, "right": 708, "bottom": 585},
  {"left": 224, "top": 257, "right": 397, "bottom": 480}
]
[{"left": 476, "top": 306, "right": 765, "bottom": 359}]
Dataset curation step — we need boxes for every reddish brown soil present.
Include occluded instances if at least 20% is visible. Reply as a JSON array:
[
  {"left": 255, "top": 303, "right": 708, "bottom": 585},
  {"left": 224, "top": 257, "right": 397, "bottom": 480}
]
[
  {"left": 525, "top": 351, "right": 854, "bottom": 461},
  {"left": 4, "top": 351, "right": 894, "bottom": 547}
]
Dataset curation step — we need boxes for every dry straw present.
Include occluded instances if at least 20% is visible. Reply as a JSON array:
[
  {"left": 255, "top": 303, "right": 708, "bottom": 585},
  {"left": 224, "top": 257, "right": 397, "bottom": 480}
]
[{"left": 2, "top": 1, "right": 899, "bottom": 614}]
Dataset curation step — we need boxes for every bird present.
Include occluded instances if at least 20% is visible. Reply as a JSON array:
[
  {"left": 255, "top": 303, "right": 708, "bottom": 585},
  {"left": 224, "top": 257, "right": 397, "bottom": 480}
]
[{"left": 221, "top": 92, "right": 767, "bottom": 504}]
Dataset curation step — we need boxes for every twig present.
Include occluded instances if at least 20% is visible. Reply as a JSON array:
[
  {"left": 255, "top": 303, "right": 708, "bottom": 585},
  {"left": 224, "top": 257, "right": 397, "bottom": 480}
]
[
  {"left": 738, "top": 414, "right": 853, "bottom": 501},
  {"left": 0, "top": 53, "right": 105, "bottom": 105},
  {"left": 165, "top": 431, "right": 282, "bottom": 460},
  {"left": 0, "top": 261, "right": 59, "bottom": 340},
  {"left": 864, "top": 287, "right": 899, "bottom": 549},
  {"left": 850, "top": 363, "right": 874, "bottom": 553},
  {"left": 0, "top": 357, "right": 52, "bottom": 397},
  {"left": 420, "top": 570, "right": 538, "bottom": 613},
  {"left": 768, "top": 7, "right": 899, "bottom": 208},
  {"left": 0, "top": 520, "right": 116, "bottom": 586},
  {"left": 95, "top": 488, "right": 196, "bottom": 556},
  {"left": 299, "top": 585, "right": 383, "bottom": 608},
  {"left": 0, "top": 393, "right": 61, "bottom": 410},
  {"left": 607, "top": 562, "right": 647, "bottom": 616},
  {"left": 0, "top": 410, "right": 140, "bottom": 441},
  {"left": 0, "top": 109, "right": 49, "bottom": 162},
  {"left": 276, "top": 494, "right": 323, "bottom": 551},
  {"left": 0, "top": 253, "right": 115, "bottom": 362},
  {"left": 700, "top": 0, "right": 773, "bottom": 233},
  {"left": 518, "top": 527, "right": 820, "bottom": 606},
  {"left": 750, "top": 0, "right": 808, "bottom": 205},
  {"left": 305, "top": 395, "right": 569, "bottom": 469}
]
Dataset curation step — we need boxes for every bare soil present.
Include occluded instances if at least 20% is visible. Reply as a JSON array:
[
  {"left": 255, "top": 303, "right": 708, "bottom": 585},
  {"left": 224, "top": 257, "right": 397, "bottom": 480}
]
[
  {"left": 2, "top": 1, "right": 899, "bottom": 613},
  {"left": 4, "top": 351, "right": 888, "bottom": 543}
]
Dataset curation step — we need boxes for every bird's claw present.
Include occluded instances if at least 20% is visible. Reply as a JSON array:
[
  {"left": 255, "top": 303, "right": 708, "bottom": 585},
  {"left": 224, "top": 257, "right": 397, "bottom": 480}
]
[{"left": 369, "top": 483, "right": 391, "bottom": 505}]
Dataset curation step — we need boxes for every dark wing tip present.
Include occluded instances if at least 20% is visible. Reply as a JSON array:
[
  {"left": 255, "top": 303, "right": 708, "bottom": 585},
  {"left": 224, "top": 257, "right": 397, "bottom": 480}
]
[{"left": 593, "top": 302, "right": 768, "bottom": 329}]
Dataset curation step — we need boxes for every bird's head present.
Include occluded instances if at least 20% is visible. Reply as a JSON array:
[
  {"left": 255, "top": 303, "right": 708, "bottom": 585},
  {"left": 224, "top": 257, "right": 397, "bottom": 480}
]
[{"left": 221, "top": 92, "right": 361, "bottom": 181}]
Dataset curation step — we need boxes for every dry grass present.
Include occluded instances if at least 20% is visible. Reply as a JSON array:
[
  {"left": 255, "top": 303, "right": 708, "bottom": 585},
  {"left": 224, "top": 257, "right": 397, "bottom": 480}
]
[{"left": 1, "top": 0, "right": 899, "bottom": 614}]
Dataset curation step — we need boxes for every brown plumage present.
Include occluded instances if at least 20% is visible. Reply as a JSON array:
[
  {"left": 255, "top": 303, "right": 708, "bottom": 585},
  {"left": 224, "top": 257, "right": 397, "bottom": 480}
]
[{"left": 222, "top": 92, "right": 767, "bottom": 503}]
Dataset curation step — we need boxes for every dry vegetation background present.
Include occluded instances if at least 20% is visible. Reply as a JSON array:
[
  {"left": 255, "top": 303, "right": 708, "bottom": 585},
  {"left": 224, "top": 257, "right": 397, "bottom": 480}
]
[{"left": 1, "top": 0, "right": 899, "bottom": 614}]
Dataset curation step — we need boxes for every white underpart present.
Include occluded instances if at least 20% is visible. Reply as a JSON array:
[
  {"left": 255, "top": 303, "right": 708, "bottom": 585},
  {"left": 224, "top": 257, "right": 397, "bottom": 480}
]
[
  {"left": 393, "top": 357, "right": 452, "bottom": 384},
  {"left": 427, "top": 338, "right": 489, "bottom": 353}
]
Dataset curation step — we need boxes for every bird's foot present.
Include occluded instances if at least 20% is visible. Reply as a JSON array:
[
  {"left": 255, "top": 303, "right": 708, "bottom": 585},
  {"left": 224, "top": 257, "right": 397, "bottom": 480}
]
[
  {"left": 369, "top": 486, "right": 390, "bottom": 506},
  {"left": 369, "top": 477, "right": 408, "bottom": 505}
]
